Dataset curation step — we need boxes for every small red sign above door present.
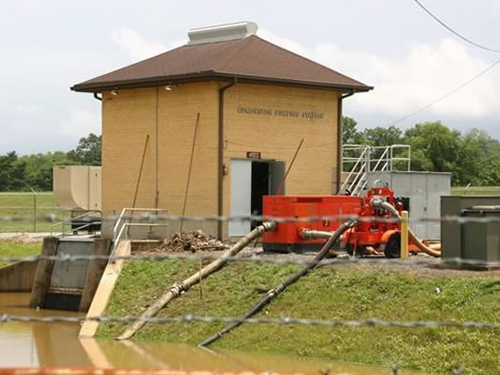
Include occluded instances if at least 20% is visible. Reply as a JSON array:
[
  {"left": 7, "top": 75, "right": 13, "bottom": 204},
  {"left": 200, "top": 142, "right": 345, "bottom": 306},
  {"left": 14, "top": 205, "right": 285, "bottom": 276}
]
[{"left": 246, "top": 151, "right": 261, "bottom": 159}]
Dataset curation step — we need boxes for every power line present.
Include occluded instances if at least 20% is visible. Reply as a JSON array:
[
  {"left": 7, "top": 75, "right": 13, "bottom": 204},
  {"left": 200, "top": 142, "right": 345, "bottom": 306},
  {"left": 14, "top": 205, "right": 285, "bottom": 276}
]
[
  {"left": 389, "top": 57, "right": 500, "bottom": 126},
  {"left": 413, "top": 0, "right": 500, "bottom": 54}
]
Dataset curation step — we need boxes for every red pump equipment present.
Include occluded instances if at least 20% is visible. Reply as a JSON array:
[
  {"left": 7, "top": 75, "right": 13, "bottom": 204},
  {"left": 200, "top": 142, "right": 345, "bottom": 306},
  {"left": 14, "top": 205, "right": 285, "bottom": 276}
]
[{"left": 262, "top": 186, "right": 409, "bottom": 258}]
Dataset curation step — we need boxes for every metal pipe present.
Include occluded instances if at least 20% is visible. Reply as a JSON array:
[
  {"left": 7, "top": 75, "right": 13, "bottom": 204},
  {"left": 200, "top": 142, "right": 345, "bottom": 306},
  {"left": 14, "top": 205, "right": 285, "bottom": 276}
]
[
  {"left": 199, "top": 219, "right": 357, "bottom": 347},
  {"left": 217, "top": 80, "right": 237, "bottom": 240},
  {"left": 336, "top": 91, "right": 355, "bottom": 193},
  {"left": 93, "top": 93, "right": 102, "bottom": 101},
  {"left": 117, "top": 221, "right": 276, "bottom": 340},
  {"left": 180, "top": 113, "right": 201, "bottom": 231},
  {"left": 276, "top": 138, "right": 304, "bottom": 195}
]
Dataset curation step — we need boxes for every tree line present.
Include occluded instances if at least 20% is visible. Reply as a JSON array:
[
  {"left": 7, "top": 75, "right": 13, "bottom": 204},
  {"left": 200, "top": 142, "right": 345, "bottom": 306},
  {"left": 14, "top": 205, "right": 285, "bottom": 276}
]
[
  {"left": 343, "top": 118, "right": 500, "bottom": 186},
  {"left": 0, "top": 134, "right": 101, "bottom": 191},
  {"left": 1, "top": 119, "right": 499, "bottom": 191}
]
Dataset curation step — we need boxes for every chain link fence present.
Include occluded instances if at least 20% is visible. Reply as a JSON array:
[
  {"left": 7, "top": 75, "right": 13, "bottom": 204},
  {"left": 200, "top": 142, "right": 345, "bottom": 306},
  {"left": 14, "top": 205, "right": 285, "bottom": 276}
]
[{"left": 0, "top": 191, "right": 68, "bottom": 233}]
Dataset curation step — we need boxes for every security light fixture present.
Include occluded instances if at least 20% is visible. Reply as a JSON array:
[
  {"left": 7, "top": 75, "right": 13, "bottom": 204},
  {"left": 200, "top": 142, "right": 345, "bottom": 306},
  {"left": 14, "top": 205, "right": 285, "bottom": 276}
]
[{"left": 111, "top": 89, "right": 118, "bottom": 96}]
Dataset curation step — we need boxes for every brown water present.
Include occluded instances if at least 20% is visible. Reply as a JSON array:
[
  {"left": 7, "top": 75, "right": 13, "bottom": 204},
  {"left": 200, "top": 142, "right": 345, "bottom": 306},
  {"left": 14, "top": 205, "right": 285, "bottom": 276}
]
[{"left": 0, "top": 294, "right": 429, "bottom": 374}]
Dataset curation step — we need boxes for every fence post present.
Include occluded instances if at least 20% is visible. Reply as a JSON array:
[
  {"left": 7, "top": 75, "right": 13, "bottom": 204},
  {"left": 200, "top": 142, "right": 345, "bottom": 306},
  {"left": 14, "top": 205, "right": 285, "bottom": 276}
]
[
  {"left": 400, "top": 211, "right": 409, "bottom": 260},
  {"left": 31, "top": 188, "right": 37, "bottom": 233}
]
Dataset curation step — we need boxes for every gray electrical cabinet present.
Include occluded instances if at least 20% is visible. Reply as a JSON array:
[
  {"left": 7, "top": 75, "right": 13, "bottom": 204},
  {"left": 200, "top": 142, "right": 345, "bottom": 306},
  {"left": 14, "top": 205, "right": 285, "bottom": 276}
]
[
  {"left": 462, "top": 208, "right": 500, "bottom": 266},
  {"left": 366, "top": 171, "right": 451, "bottom": 240},
  {"left": 442, "top": 196, "right": 500, "bottom": 268}
]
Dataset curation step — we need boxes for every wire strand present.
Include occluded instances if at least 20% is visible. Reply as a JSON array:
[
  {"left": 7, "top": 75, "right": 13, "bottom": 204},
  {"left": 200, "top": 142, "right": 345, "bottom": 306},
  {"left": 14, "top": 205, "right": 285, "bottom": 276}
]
[
  {"left": 389, "top": 58, "right": 500, "bottom": 125},
  {"left": 413, "top": 0, "right": 500, "bottom": 54}
]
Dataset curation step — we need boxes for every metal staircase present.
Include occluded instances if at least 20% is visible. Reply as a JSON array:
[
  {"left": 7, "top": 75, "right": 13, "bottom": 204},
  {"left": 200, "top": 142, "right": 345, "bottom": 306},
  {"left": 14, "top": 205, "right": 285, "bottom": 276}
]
[{"left": 338, "top": 144, "right": 411, "bottom": 196}]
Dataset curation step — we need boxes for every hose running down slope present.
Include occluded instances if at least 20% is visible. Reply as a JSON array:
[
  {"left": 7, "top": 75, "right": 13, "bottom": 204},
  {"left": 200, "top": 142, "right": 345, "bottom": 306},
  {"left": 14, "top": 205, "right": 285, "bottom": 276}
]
[
  {"left": 199, "top": 219, "right": 357, "bottom": 347},
  {"left": 117, "top": 221, "right": 276, "bottom": 340}
]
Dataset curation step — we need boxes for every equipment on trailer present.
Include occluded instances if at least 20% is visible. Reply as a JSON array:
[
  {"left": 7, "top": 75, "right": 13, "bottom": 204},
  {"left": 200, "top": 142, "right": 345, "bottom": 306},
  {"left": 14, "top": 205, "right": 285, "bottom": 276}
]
[{"left": 263, "top": 186, "right": 416, "bottom": 258}]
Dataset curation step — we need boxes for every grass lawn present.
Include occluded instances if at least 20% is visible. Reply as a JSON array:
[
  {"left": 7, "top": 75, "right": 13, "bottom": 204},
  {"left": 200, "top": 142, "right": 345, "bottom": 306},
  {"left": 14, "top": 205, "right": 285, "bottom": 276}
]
[
  {"left": 0, "top": 241, "right": 42, "bottom": 266},
  {"left": 99, "top": 260, "right": 500, "bottom": 375},
  {"left": 451, "top": 186, "right": 500, "bottom": 196},
  {"left": 0, "top": 192, "right": 66, "bottom": 233}
]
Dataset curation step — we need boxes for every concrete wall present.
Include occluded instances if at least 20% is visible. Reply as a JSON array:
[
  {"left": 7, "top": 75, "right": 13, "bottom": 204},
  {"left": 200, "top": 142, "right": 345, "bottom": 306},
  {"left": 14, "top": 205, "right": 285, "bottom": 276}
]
[
  {"left": 0, "top": 261, "right": 38, "bottom": 292},
  {"left": 101, "top": 81, "right": 339, "bottom": 238}
]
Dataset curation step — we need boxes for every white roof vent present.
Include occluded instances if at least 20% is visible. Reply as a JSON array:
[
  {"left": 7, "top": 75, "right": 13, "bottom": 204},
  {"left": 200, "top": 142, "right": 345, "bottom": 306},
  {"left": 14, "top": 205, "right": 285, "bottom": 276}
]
[{"left": 188, "top": 21, "right": 258, "bottom": 45}]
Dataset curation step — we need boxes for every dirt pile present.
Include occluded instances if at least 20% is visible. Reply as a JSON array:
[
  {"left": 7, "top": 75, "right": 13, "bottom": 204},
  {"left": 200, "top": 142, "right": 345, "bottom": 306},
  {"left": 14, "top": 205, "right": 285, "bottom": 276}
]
[{"left": 160, "top": 230, "right": 228, "bottom": 252}]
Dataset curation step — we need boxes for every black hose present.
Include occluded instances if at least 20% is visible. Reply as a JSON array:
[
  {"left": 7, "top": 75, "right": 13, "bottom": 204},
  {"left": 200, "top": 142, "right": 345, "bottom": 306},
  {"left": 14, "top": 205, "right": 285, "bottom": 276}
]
[{"left": 198, "top": 220, "right": 357, "bottom": 347}]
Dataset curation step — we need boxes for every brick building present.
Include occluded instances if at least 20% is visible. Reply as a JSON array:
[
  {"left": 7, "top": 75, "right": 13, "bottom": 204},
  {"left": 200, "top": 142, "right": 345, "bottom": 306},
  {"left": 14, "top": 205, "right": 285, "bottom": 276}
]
[{"left": 71, "top": 22, "right": 372, "bottom": 239}]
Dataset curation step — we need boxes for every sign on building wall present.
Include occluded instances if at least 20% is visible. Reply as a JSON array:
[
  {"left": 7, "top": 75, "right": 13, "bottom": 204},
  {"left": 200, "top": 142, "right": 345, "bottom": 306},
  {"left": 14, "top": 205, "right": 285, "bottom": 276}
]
[
  {"left": 246, "top": 151, "right": 261, "bottom": 159},
  {"left": 237, "top": 106, "right": 325, "bottom": 120}
]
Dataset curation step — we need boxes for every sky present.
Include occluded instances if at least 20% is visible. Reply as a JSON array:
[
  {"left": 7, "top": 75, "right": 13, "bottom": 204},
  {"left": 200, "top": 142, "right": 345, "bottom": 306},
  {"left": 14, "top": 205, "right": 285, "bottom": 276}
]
[{"left": 1, "top": 0, "right": 500, "bottom": 154}]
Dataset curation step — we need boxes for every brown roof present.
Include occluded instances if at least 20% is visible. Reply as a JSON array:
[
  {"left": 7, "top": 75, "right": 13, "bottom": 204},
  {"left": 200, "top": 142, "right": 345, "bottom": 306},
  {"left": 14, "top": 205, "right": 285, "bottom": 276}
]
[{"left": 71, "top": 35, "right": 372, "bottom": 93}]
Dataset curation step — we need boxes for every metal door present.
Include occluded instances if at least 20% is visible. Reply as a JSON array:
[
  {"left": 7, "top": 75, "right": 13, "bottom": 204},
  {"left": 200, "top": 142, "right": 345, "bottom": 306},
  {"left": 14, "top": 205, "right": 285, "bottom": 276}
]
[
  {"left": 269, "top": 161, "right": 285, "bottom": 194},
  {"left": 229, "top": 159, "right": 252, "bottom": 236}
]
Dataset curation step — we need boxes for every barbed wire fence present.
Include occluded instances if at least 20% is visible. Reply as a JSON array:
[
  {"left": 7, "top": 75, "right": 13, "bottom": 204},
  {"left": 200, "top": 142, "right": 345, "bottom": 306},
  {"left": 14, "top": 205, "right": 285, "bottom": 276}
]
[
  {"left": 0, "top": 192, "right": 67, "bottom": 234},
  {"left": 1, "top": 211, "right": 499, "bottom": 374}
]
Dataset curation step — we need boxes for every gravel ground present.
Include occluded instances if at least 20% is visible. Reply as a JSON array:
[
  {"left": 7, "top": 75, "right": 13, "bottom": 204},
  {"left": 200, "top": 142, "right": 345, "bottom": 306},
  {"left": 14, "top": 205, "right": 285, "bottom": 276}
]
[
  {"left": 0, "top": 232, "right": 52, "bottom": 244},
  {"left": 237, "top": 246, "right": 500, "bottom": 278},
  {"left": 2, "top": 232, "right": 499, "bottom": 277}
]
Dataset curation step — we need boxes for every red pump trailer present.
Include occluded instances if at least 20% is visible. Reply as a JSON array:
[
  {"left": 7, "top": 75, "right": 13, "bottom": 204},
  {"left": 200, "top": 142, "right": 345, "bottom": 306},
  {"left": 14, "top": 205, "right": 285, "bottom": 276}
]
[{"left": 262, "top": 187, "right": 408, "bottom": 258}]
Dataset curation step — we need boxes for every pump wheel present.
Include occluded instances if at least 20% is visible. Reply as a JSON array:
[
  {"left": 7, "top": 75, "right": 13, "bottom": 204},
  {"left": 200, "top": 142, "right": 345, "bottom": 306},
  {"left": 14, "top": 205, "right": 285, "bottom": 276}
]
[{"left": 384, "top": 232, "right": 401, "bottom": 258}]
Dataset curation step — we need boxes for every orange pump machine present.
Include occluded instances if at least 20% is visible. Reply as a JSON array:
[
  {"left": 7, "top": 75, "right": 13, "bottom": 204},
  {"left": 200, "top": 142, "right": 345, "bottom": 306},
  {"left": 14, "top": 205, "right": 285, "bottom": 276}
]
[{"left": 262, "top": 187, "right": 408, "bottom": 257}]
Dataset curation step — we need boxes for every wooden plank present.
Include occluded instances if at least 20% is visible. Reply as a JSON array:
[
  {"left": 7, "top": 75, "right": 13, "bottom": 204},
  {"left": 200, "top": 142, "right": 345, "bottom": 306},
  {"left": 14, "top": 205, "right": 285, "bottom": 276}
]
[
  {"left": 29, "top": 237, "right": 58, "bottom": 308},
  {"left": 79, "top": 239, "right": 112, "bottom": 312},
  {"left": 79, "top": 240, "right": 131, "bottom": 338}
]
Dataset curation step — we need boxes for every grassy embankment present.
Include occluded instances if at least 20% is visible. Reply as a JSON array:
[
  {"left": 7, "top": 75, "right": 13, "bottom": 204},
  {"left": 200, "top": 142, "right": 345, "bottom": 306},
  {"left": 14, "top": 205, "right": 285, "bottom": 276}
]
[
  {"left": 0, "top": 192, "right": 65, "bottom": 232},
  {"left": 100, "top": 260, "right": 500, "bottom": 375},
  {"left": 0, "top": 241, "right": 41, "bottom": 266}
]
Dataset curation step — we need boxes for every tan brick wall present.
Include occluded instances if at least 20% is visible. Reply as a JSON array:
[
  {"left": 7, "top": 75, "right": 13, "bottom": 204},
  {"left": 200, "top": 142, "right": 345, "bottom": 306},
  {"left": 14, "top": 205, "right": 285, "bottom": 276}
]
[
  {"left": 102, "top": 82, "right": 219, "bottom": 234},
  {"left": 101, "top": 81, "right": 339, "bottom": 238},
  {"left": 223, "top": 83, "right": 339, "bottom": 214}
]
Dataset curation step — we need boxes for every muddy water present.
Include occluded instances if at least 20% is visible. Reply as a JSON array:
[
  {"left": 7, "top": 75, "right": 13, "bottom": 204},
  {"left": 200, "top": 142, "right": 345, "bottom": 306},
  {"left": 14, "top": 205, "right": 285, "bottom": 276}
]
[{"left": 0, "top": 294, "right": 428, "bottom": 374}]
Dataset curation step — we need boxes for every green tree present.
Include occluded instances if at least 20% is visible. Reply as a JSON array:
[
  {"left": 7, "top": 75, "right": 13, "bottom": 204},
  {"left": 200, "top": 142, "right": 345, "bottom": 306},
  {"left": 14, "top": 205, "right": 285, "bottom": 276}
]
[
  {"left": 403, "top": 121, "right": 462, "bottom": 182},
  {"left": 456, "top": 129, "right": 500, "bottom": 186},
  {"left": 20, "top": 152, "right": 75, "bottom": 191},
  {"left": 364, "top": 125, "right": 403, "bottom": 147},
  {"left": 68, "top": 133, "right": 102, "bottom": 166},
  {"left": 0, "top": 152, "right": 26, "bottom": 191},
  {"left": 342, "top": 116, "right": 366, "bottom": 144}
]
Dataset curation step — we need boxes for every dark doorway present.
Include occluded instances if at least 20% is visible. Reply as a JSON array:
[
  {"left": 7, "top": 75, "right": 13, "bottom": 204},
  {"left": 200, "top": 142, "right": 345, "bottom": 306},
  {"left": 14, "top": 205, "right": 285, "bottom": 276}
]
[{"left": 251, "top": 161, "right": 270, "bottom": 229}]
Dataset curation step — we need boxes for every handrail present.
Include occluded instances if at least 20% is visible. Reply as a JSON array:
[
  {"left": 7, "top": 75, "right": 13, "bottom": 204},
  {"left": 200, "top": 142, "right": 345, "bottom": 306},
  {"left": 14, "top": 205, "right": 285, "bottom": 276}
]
[
  {"left": 347, "top": 162, "right": 367, "bottom": 195},
  {"left": 58, "top": 221, "right": 102, "bottom": 238},
  {"left": 112, "top": 222, "right": 169, "bottom": 251},
  {"left": 112, "top": 208, "right": 168, "bottom": 251},
  {"left": 339, "top": 146, "right": 368, "bottom": 194},
  {"left": 340, "top": 144, "right": 412, "bottom": 196},
  {"left": 370, "top": 147, "right": 390, "bottom": 172},
  {"left": 50, "top": 210, "right": 102, "bottom": 237},
  {"left": 112, "top": 208, "right": 167, "bottom": 242},
  {"left": 351, "top": 162, "right": 369, "bottom": 195}
]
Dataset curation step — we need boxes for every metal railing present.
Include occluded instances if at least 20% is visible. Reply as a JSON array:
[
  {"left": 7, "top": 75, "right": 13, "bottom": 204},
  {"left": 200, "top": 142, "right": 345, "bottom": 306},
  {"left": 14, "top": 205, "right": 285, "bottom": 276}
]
[
  {"left": 50, "top": 210, "right": 102, "bottom": 237},
  {"left": 339, "top": 145, "right": 411, "bottom": 196},
  {"left": 112, "top": 208, "right": 169, "bottom": 250}
]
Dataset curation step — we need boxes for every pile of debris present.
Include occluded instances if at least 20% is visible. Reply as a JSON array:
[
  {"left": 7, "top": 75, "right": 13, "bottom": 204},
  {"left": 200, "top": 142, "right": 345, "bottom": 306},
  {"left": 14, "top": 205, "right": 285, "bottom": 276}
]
[{"left": 160, "top": 230, "right": 229, "bottom": 253}]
